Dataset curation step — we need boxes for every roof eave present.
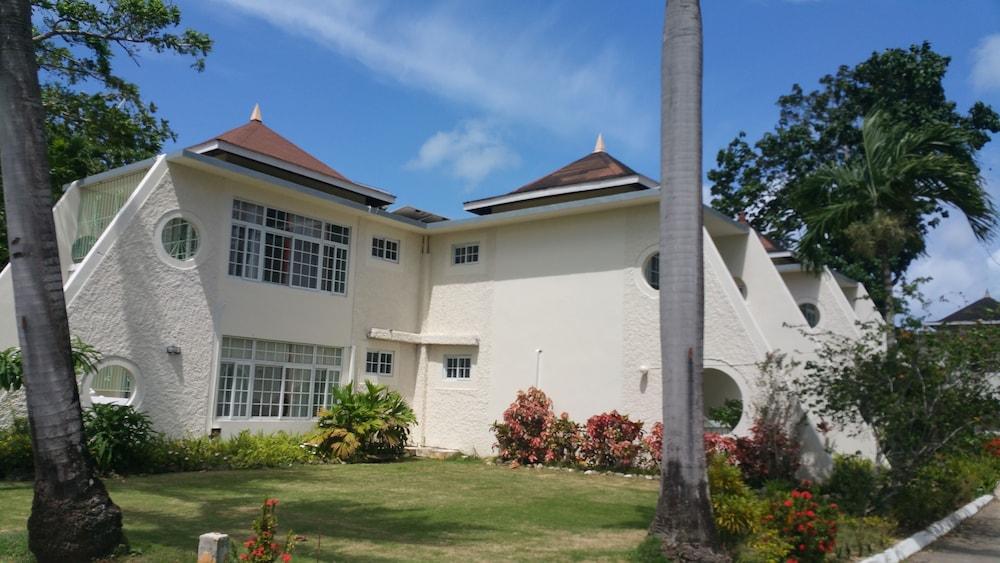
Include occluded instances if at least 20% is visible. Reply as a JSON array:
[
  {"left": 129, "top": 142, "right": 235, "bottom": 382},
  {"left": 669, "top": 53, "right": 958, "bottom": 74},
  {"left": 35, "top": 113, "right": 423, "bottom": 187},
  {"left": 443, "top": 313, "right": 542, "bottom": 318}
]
[{"left": 463, "top": 174, "right": 657, "bottom": 212}]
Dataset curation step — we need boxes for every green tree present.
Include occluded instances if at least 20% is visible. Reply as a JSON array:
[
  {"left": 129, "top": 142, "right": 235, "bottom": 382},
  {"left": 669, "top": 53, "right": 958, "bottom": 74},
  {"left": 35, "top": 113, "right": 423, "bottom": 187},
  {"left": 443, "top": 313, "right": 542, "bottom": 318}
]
[
  {"left": 0, "top": 0, "right": 212, "bottom": 263},
  {"left": 651, "top": 0, "right": 725, "bottom": 559},
  {"left": 708, "top": 43, "right": 1000, "bottom": 312},
  {"left": 0, "top": 1, "right": 208, "bottom": 559},
  {"left": 795, "top": 109, "right": 997, "bottom": 328}
]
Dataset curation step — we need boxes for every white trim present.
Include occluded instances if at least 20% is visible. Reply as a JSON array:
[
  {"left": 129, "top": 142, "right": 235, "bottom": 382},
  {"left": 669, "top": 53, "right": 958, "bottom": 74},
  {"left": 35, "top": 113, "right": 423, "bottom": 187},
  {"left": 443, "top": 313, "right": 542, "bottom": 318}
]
[
  {"left": 364, "top": 349, "right": 394, "bottom": 376},
  {"left": 367, "top": 328, "right": 479, "bottom": 346},
  {"left": 443, "top": 355, "right": 473, "bottom": 380},
  {"left": 80, "top": 356, "right": 143, "bottom": 409},
  {"left": 189, "top": 140, "right": 396, "bottom": 204},
  {"left": 463, "top": 174, "right": 656, "bottom": 212}
]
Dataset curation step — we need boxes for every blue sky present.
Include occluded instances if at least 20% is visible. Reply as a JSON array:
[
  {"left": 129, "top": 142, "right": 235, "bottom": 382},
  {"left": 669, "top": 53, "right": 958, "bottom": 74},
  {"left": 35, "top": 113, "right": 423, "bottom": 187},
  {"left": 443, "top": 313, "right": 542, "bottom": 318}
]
[{"left": 115, "top": 0, "right": 1000, "bottom": 317}]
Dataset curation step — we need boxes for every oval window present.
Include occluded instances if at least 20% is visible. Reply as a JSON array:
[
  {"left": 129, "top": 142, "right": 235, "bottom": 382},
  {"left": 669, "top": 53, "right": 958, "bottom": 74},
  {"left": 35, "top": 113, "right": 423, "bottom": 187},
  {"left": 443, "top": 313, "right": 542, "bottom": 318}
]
[
  {"left": 89, "top": 364, "right": 136, "bottom": 405},
  {"left": 161, "top": 217, "right": 200, "bottom": 261},
  {"left": 643, "top": 253, "right": 660, "bottom": 290},
  {"left": 799, "top": 303, "right": 821, "bottom": 328}
]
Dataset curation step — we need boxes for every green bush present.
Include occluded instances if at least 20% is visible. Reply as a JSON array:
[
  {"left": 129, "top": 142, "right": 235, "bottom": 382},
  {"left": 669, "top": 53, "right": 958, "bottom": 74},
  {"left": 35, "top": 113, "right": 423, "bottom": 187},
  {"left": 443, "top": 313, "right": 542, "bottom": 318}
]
[
  {"left": 823, "top": 454, "right": 881, "bottom": 516},
  {"left": 737, "top": 528, "right": 793, "bottom": 563},
  {"left": 146, "top": 431, "right": 317, "bottom": 473},
  {"left": 83, "top": 403, "right": 157, "bottom": 474},
  {"left": 892, "top": 452, "right": 1000, "bottom": 530},
  {"left": 835, "top": 515, "right": 896, "bottom": 560},
  {"left": 0, "top": 418, "right": 33, "bottom": 479},
  {"left": 707, "top": 454, "right": 767, "bottom": 547},
  {"left": 306, "top": 381, "right": 416, "bottom": 462}
]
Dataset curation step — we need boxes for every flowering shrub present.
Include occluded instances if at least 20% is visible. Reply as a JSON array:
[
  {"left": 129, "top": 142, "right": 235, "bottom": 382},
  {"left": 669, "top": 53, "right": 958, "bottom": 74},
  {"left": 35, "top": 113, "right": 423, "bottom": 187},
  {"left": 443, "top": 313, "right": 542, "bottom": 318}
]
[
  {"left": 641, "top": 422, "right": 663, "bottom": 469},
  {"left": 491, "top": 387, "right": 556, "bottom": 465},
  {"left": 704, "top": 432, "right": 738, "bottom": 459},
  {"left": 237, "top": 498, "right": 295, "bottom": 563},
  {"left": 545, "top": 412, "right": 582, "bottom": 465},
  {"left": 767, "top": 486, "right": 839, "bottom": 563},
  {"left": 579, "top": 411, "right": 644, "bottom": 470},
  {"left": 984, "top": 437, "right": 1000, "bottom": 457},
  {"left": 734, "top": 418, "right": 800, "bottom": 486}
]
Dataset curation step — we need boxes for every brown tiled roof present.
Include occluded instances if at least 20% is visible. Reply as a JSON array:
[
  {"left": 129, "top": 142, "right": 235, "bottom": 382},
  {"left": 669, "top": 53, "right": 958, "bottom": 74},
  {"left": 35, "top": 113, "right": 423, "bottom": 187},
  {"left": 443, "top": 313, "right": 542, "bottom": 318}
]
[
  {"left": 936, "top": 296, "right": 1000, "bottom": 324},
  {"left": 736, "top": 211, "right": 786, "bottom": 253},
  {"left": 512, "top": 151, "right": 639, "bottom": 194},
  {"left": 195, "top": 120, "right": 350, "bottom": 182}
]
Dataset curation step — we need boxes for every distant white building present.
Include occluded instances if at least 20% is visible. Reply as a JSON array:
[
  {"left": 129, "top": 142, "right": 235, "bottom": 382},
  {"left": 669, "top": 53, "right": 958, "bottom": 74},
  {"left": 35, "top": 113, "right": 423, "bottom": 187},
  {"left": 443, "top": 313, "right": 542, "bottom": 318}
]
[{"left": 0, "top": 109, "right": 881, "bottom": 470}]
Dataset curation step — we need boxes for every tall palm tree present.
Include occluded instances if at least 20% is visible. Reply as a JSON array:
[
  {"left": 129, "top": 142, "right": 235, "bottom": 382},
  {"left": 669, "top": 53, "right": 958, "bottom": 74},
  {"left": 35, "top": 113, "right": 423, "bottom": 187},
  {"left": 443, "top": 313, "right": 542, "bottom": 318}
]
[
  {"left": 0, "top": 0, "right": 123, "bottom": 560},
  {"left": 650, "top": 0, "right": 724, "bottom": 559},
  {"left": 797, "top": 108, "right": 998, "bottom": 331}
]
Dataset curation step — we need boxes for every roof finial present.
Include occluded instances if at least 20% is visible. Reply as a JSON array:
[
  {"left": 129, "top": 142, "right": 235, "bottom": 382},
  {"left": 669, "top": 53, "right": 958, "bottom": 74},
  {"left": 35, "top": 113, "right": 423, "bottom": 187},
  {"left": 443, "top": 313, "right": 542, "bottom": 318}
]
[
  {"left": 593, "top": 133, "right": 605, "bottom": 153},
  {"left": 987, "top": 288, "right": 992, "bottom": 299},
  {"left": 250, "top": 103, "right": 262, "bottom": 122}
]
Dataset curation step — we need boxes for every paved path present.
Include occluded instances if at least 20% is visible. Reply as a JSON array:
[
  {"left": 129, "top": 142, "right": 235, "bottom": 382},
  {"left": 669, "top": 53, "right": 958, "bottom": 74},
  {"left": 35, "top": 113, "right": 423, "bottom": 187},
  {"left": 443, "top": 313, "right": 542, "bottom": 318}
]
[{"left": 908, "top": 499, "right": 1000, "bottom": 562}]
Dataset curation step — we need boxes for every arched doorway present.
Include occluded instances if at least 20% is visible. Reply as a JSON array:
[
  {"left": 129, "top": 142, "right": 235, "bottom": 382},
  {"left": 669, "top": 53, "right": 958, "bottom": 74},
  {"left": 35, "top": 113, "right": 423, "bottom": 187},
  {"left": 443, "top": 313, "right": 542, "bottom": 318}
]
[{"left": 703, "top": 368, "right": 743, "bottom": 434}]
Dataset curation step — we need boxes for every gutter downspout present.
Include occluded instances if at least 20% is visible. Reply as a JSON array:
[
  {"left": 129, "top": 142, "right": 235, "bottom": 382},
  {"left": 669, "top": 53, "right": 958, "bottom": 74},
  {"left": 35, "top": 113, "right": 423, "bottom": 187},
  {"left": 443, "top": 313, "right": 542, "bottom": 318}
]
[{"left": 416, "top": 235, "right": 432, "bottom": 446}]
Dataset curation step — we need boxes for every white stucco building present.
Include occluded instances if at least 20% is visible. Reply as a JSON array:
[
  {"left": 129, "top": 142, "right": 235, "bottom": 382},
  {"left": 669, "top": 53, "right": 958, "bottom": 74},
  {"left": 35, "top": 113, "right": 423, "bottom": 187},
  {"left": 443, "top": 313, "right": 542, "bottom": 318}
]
[{"left": 0, "top": 110, "right": 881, "bottom": 469}]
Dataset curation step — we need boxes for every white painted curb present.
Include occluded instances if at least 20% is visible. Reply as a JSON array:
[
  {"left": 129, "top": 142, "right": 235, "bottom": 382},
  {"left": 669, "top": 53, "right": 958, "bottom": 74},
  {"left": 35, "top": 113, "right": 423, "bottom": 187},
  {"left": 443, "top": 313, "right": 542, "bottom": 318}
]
[{"left": 859, "top": 488, "right": 997, "bottom": 563}]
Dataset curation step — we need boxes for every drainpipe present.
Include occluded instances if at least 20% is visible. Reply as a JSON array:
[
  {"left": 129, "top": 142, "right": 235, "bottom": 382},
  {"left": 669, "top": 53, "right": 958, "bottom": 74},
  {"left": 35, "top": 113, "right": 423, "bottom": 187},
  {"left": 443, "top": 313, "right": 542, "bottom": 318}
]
[
  {"left": 534, "top": 349, "right": 543, "bottom": 388},
  {"left": 417, "top": 343, "right": 430, "bottom": 446}
]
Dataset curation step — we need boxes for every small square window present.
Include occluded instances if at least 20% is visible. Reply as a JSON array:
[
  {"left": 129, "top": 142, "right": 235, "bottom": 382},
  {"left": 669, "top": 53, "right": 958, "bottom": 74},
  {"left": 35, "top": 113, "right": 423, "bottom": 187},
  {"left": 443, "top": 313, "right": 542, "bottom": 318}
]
[
  {"left": 365, "top": 350, "right": 394, "bottom": 376},
  {"left": 452, "top": 243, "right": 480, "bottom": 265},
  {"left": 371, "top": 237, "right": 399, "bottom": 262},
  {"left": 444, "top": 356, "right": 472, "bottom": 379}
]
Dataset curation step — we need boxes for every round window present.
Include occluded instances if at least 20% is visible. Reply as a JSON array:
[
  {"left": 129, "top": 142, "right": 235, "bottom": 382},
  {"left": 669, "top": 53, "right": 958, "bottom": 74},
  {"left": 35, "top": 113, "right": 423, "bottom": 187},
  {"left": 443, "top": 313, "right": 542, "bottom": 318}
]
[
  {"left": 88, "top": 364, "right": 136, "bottom": 405},
  {"left": 799, "top": 303, "right": 821, "bottom": 328},
  {"left": 643, "top": 253, "right": 660, "bottom": 290},
  {"left": 161, "top": 217, "right": 199, "bottom": 261}
]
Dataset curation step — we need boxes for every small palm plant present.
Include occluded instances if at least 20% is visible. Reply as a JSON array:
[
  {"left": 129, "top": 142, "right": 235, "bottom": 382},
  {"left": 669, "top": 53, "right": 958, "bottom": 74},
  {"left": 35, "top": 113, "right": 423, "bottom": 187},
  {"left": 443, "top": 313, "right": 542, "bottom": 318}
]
[{"left": 305, "top": 381, "right": 416, "bottom": 462}]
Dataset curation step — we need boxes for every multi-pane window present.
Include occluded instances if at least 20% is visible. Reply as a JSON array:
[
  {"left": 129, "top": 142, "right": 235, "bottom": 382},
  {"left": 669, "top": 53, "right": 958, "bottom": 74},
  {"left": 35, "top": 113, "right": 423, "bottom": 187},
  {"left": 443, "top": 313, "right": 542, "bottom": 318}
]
[
  {"left": 215, "top": 336, "right": 344, "bottom": 419},
  {"left": 229, "top": 200, "right": 349, "bottom": 295},
  {"left": 161, "top": 217, "right": 199, "bottom": 261},
  {"left": 444, "top": 356, "right": 472, "bottom": 379},
  {"left": 452, "top": 243, "right": 479, "bottom": 265},
  {"left": 365, "top": 350, "right": 394, "bottom": 376},
  {"left": 371, "top": 237, "right": 399, "bottom": 262}
]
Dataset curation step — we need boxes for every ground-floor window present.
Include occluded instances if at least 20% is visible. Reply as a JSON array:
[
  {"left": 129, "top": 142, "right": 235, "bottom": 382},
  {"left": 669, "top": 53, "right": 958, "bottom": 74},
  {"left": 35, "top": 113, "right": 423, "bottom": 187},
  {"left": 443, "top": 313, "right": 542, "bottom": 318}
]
[
  {"left": 365, "top": 350, "right": 394, "bottom": 376},
  {"left": 215, "top": 336, "right": 343, "bottom": 420},
  {"left": 444, "top": 356, "right": 472, "bottom": 379}
]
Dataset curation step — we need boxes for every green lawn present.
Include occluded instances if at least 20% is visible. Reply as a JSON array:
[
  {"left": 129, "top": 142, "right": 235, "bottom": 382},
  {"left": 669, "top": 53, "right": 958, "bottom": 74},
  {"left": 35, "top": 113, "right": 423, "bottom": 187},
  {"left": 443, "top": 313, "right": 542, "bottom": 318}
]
[{"left": 0, "top": 459, "right": 660, "bottom": 562}]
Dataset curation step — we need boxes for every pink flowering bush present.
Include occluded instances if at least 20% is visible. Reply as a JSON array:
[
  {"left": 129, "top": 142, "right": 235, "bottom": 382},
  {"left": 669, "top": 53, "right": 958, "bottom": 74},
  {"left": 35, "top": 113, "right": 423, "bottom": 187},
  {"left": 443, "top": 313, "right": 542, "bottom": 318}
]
[
  {"left": 545, "top": 412, "right": 582, "bottom": 465},
  {"left": 579, "top": 411, "right": 644, "bottom": 470},
  {"left": 734, "top": 418, "right": 801, "bottom": 486},
  {"left": 491, "top": 387, "right": 557, "bottom": 465},
  {"left": 641, "top": 422, "right": 663, "bottom": 468},
  {"left": 237, "top": 498, "right": 295, "bottom": 563},
  {"left": 704, "top": 432, "right": 738, "bottom": 459}
]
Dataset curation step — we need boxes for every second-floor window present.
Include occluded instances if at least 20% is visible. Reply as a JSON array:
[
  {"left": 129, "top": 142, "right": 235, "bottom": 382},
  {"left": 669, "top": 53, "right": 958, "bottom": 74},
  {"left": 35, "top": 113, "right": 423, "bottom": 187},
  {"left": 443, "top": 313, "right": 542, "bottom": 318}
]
[
  {"left": 371, "top": 236, "right": 399, "bottom": 262},
  {"left": 452, "top": 243, "right": 479, "bottom": 265},
  {"left": 228, "top": 200, "right": 350, "bottom": 295}
]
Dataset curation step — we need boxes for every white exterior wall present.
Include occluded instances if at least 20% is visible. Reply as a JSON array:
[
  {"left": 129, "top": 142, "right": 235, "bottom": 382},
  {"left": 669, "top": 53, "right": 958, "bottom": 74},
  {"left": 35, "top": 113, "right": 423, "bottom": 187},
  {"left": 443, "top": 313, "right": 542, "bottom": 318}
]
[{"left": 0, "top": 154, "right": 879, "bottom": 467}]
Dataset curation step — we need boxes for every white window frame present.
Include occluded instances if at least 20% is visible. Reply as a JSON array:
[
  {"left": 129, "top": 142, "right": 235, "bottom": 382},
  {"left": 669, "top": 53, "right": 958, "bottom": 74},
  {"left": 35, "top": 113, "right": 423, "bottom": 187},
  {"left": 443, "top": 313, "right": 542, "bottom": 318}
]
[
  {"left": 228, "top": 199, "right": 350, "bottom": 296},
  {"left": 371, "top": 236, "right": 400, "bottom": 263},
  {"left": 365, "top": 350, "right": 394, "bottom": 376},
  {"left": 443, "top": 355, "right": 472, "bottom": 379},
  {"left": 214, "top": 336, "right": 344, "bottom": 421},
  {"left": 452, "top": 242, "right": 480, "bottom": 265}
]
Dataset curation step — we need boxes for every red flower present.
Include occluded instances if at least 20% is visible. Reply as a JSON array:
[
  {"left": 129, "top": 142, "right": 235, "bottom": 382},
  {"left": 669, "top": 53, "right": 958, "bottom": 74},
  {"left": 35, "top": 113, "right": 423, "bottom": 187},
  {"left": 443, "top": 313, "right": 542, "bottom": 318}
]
[
  {"left": 281, "top": 553, "right": 292, "bottom": 563},
  {"left": 784, "top": 500, "right": 794, "bottom": 507}
]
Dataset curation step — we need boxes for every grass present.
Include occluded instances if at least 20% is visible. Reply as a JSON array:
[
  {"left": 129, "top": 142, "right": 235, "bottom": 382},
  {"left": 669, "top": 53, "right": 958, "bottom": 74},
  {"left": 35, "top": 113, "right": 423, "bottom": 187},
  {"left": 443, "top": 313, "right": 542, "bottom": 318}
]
[{"left": 0, "top": 459, "right": 661, "bottom": 562}]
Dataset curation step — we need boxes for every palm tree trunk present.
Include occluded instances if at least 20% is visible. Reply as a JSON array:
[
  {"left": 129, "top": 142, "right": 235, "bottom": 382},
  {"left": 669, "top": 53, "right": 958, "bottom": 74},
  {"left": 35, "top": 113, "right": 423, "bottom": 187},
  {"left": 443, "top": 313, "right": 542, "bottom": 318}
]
[
  {"left": 650, "top": 0, "right": 724, "bottom": 559},
  {"left": 0, "top": 1, "right": 123, "bottom": 560}
]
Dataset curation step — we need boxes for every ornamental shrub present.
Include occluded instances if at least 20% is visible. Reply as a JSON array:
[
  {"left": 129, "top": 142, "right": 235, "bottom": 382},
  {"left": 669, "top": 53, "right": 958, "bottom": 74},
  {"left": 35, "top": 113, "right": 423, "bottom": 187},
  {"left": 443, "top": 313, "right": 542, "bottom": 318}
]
[
  {"left": 491, "top": 387, "right": 556, "bottom": 465},
  {"left": 822, "top": 454, "right": 881, "bottom": 516},
  {"left": 545, "top": 412, "right": 582, "bottom": 465},
  {"left": 733, "top": 417, "right": 800, "bottom": 487},
  {"left": 767, "top": 486, "right": 839, "bottom": 562},
  {"left": 641, "top": 422, "right": 663, "bottom": 469},
  {"left": 305, "top": 381, "right": 416, "bottom": 462},
  {"left": 144, "top": 431, "right": 318, "bottom": 473},
  {"left": 0, "top": 417, "right": 33, "bottom": 480},
  {"left": 892, "top": 452, "right": 1000, "bottom": 530},
  {"left": 579, "top": 410, "right": 644, "bottom": 470},
  {"left": 703, "top": 432, "right": 737, "bottom": 460},
  {"left": 707, "top": 454, "right": 767, "bottom": 546},
  {"left": 236, "top": 498, "right": 295, "bottom": 563},
  {"left": 984, "top": 436, "right": 1000, "bottom": 457},
  {"left": 83, "top": 403, "right": 157, "bottom": 474}
]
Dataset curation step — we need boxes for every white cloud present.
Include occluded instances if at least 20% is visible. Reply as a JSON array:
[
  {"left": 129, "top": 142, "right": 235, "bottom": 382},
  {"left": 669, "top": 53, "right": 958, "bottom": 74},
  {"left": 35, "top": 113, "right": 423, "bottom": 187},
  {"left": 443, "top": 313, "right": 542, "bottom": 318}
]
[
  {"left": 971, "top": 34, "right": 1000, "bottom": 92},
  {"left": 216, "top": 0, "right": 651, "bottom": 145},
  {"left": 407, "top": 120, "right": 519, "bottom": 188}
]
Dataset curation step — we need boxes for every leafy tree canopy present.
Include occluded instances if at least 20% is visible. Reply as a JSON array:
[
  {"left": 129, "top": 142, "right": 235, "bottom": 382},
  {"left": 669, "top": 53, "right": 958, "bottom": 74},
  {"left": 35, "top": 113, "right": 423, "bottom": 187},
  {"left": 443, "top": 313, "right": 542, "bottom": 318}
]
[
  {"left": 709, "top": 42, "right": 1000, "bottom": 310},
  {"left": 0, "top": 0, "right": 212, "bottom": 262}
]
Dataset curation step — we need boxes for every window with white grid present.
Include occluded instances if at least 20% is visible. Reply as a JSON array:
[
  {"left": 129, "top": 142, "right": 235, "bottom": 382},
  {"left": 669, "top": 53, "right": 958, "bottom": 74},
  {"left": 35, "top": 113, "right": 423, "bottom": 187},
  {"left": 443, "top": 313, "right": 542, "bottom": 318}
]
[
  {"left": 365, "top": 350, "right": 394, "bottom": 376},
  {"left": 452, "top": 243, "right": 479, "bottom": 265},
  {"left": 229, "top": 200, "right": 349, "bottom": 295},
  {"left": 371, "top": 237, "right": 399, "bottom": 262},
  {"left": 444, "top": 356, "right": 472, "bottom": 379},
  {"left": 216, "top": 336, "right": 343, "bottom": 420}
]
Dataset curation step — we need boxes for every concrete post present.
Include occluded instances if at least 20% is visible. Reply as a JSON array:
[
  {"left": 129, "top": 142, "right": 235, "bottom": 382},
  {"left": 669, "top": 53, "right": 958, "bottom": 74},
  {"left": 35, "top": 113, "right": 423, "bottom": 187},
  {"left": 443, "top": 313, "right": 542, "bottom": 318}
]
[{"left": 197, "top": 532, "right": 229, "bottom": 563}]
